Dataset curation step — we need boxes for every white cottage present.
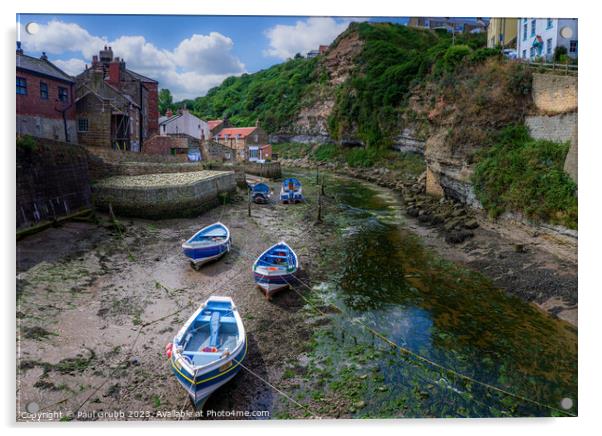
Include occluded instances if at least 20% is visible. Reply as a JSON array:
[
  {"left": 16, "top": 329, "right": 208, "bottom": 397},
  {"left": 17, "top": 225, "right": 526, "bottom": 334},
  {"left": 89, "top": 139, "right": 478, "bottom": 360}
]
[
  {"left": 516, "top": 18, "right": 578, "bottom": 61},
  {"left": 159, "top": 109, "right": 210, "bottom": 140}
]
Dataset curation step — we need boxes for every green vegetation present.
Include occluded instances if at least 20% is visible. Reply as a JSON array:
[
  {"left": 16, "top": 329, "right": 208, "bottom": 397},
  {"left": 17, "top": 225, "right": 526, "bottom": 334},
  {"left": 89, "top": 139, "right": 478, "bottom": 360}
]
[
  {"left": 181, "top": 57, "right": 320, "bottom": 133},
  {"left": 473, "top": 125, "right": 577, "bottom": 229},
  {"left": 271, "top": 142, "right": 313, "bottom": 159},
  {"left": 328, "top": 22, "right": 488, "bottom": 147},
  {"left": 16, "top": 135, "right": 38, "bottom": 151}
]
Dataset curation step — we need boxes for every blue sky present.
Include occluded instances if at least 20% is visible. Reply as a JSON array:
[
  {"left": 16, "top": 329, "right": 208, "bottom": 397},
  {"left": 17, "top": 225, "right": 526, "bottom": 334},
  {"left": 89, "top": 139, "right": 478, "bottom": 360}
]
[{"left": 17, "top": 14, "right": 412, "bottom": 99}]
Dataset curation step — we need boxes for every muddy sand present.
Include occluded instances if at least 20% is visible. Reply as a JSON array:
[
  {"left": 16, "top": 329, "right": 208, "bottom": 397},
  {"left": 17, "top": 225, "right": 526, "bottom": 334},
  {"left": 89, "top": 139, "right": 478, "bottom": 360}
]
[{"left": 17, "top": 188, "right": 321, "bottom": 421}]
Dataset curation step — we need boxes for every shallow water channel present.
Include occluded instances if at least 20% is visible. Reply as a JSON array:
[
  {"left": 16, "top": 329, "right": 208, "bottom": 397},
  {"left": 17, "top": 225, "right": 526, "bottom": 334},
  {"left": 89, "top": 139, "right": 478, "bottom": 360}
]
[{"left": 281, "top": 170, "right": 577, "bottom": 418}]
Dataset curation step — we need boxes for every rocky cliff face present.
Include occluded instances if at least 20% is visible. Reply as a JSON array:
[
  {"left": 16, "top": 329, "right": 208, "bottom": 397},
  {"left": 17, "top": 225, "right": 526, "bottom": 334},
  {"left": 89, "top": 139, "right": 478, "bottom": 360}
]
[{"left": 290, "top": 28, "right": 364, "bottom": 140}]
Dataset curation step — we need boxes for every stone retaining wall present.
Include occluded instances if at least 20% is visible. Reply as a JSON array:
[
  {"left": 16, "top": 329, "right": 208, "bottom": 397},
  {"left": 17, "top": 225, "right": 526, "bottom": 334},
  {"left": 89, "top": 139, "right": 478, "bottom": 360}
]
[
  {"left": 532, "top": 73, "right": 577, "bottom": 114},
  {"left": 92, "top": 171, "right": 237, "bottom": 219},
  {"left": 243, "top": 161, "right": 282, "bottom": 179},
  {"left": 525, "top": 112, "right": 577, "bottom": 143}
]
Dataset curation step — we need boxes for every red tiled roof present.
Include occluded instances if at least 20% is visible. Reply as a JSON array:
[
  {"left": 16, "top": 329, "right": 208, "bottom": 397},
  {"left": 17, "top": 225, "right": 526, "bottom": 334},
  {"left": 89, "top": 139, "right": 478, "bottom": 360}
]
[
  {"left": 208, "top": 120, "right": 223, "bottom": 130},
  {"left": 216, "top": 127, "right": 257, "bottom": 139}
]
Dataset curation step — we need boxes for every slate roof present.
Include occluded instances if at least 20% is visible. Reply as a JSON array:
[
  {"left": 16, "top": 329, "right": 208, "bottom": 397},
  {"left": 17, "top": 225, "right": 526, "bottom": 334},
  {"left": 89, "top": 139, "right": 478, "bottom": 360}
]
[
  {"left": 125, "top": 68, "right": 158, "bottom": 84},
  {"left": 16, "top": 52, "right": 74, "bottom": 83}
]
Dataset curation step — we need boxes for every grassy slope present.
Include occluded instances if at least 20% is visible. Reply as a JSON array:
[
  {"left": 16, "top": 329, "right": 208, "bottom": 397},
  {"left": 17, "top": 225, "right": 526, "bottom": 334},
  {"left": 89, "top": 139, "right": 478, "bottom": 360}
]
[{"left": 472, "top": 125, "right": 577, "bottom": 229}]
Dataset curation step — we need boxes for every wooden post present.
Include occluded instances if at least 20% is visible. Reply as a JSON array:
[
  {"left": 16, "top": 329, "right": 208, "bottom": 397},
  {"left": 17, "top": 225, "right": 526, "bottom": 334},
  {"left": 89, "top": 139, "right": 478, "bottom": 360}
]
[
  {"left": 248, "top": 189, "right": 251, "bottom": 217},
  {"left": 316, "top": 189, "right": 322, "bottom": 223},
  {"left": 316, "top": 166, "right": 319, "bottom": 184},
  {"left": 321, "top": 175, "right": 325, "bottom": 196}
]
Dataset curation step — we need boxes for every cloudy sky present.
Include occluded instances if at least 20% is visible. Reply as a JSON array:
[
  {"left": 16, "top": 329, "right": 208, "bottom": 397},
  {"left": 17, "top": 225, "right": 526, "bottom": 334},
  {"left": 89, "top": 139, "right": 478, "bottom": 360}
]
[{"left": 17, "top": 14, "right": 409, "bottom": 100}]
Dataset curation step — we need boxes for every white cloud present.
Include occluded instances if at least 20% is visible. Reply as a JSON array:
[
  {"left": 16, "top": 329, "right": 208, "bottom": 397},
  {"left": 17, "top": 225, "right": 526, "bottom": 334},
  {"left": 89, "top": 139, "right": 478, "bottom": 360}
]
[
  {"left": 52, "top": 58, "right": 87, "bottom": 76},
  {"left": 263, "top": 17, "right": 352, "bottom": 60},
  {"left": 21, "top": 20, "right": 106, "bottom": 59},
  {"left": 21, "top": 20, "right": 246, "bottom": 100},
  {"left": 172, "top": 33, "right": 245, "bottom": 74}
]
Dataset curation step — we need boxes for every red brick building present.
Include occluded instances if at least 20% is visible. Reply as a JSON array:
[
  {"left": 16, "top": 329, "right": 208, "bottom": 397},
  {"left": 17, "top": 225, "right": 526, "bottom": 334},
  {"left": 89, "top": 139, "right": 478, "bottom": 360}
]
[
  {"left": 16, "top": 44, "right": 76, "bottom": 142},
  {"left": 75, "top": 46, "right": 159, "bottom": 151}
]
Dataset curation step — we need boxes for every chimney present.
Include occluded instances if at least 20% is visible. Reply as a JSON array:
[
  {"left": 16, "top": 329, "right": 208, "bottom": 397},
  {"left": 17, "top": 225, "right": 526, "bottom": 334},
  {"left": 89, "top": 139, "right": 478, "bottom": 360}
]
[
  {"left": 255, "top": 119, "right": 260, "bottom": 128},
  {"left": 16, "top": 41, "right": 23, "bottom": 55},
  {"left": 166, "top": 109, "right": 173, "bottom": 118},
  {"left": 40, "top": 52, "right": 48, "bottom": 61},
  {"left": 92, "top": 55, "right": 99, "bottom": 68},
  {"left": 108, "top": 58, "right": 121, "bottom": 87}
]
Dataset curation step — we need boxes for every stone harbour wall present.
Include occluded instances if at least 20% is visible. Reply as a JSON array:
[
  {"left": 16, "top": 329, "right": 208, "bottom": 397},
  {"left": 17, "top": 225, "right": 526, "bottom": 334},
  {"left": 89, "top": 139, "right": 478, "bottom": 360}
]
[
  {"left": 92, "top": 171, "right": 237, "bottom": 219},
  {"left": 17, "top": 138, "right": 92, "bottom": 229}
]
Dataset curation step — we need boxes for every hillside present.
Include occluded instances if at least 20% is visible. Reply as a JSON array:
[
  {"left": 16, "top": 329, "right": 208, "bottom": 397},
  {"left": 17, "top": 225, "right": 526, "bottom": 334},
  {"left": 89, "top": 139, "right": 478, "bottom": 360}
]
[
  {"left": 178, "top": 22, "right": 491, "bottom": 144},
  {"left": 176, "top": 21, "right": 576, "bottom": 229}
]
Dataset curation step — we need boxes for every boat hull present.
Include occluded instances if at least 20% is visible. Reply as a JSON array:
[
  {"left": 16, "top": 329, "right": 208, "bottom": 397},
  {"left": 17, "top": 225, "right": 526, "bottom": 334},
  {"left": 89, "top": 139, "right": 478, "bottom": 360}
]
[
  {"left": 253, "top": 271, "right": 295, "bottom": 296},
  {"left": 171, "top": 337, "right": 247, "bottom": 409},
  {"left": 183, "top": 240, "right": 231, "bottom": 266}
]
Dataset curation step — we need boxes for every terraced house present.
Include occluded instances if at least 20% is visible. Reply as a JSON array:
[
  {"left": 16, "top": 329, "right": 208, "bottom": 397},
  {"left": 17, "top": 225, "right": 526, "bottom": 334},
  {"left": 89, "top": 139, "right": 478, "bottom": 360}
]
[
  {"left": 516, "top": 18, "right": 578, "bottom": 61},
  {"left": 75, "top": 46, "right": 159, "bottom": 151},
  {"left": 16, "top": 43, "right": 76, "bottom": 143}
]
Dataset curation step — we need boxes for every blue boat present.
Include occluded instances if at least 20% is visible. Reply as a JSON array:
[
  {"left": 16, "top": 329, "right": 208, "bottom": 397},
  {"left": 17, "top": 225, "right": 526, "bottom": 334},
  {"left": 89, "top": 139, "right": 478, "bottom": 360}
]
[
  {"left": 250, "top": 182, "right": 271, "bottom": 204},
  {"left": 280, "top": 178, "right": 304, "bottom": 204},
  {"left": 182, "top": 222, "right": 231, "bottom": 270},
  {"left": 252, "top": 241, "right": 299, "bottom": 299},
  {"left": 167, "top": 296, "right": 246, "bottom": 409}
]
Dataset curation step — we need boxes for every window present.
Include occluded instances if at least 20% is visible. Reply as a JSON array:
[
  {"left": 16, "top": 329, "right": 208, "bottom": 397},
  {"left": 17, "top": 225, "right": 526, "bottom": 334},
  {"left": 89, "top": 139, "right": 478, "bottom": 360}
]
[
  {"left": 40, "top": 82, "right": 48, "bottom": 99},
  {"left": 569, "top": 40, "right": 578, "bottom": 53},
  {"left": 523, "top": 23, "right": 528, "bottom": 40},
  {"left": 530, "top": 19, "right": 536, "bottom": 37},
  {"left": 530, "top": 47, "right": 535, "bottom": 58},
  {"left": 249, "top": 148, "right": 259, "bottom": 159},
  {"left": 546, "top": 38, "right": 553, "bottom": 56},
  {"left": 16, "top": 77, "right": 27, "bottom": 95},
  {"left": 522, "top": 49, "right": 527, "bottom": 59},
  {"left": 78, "top": 118, "right": 89, "bottom": 132},
  {"left": 58, "top": 87, "right": 68, "bottom": 103},
  {"left": 547, "top": 18, "right": 553, "bottom": 29}
]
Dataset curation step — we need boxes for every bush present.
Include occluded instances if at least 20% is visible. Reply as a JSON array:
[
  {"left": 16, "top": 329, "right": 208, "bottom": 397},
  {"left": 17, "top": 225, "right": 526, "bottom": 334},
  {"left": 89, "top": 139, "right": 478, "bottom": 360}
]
[
  {"left": 469, "top": 47, "right": 501, "bottom": 63},
  {"left": 442, "top": 45, "right": 473, "bottom": 71},
  {"left": 472, "top": 124, "right": 577, "bottom": 229},
  {"left": 16, "top": 135, "right": 38, "bottom": 151},
  {"left": 507, "top": 63, "right": 533, "bottom": 96},
  {"left": 553, "top": 46, "right": 568, "bottom": 62}
]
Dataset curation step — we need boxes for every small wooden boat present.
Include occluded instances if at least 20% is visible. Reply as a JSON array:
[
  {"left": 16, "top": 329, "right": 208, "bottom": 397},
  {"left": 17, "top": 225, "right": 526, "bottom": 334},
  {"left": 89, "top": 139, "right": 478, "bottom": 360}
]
[
  {"left": 167, "top": 296, "right": 246, "bottom": 409},
  {"left": 252, "top": 241, "right": 299, "bottom": 298},
  {"left": 250, "top": 182, "right": 271, "bottom": 204},
  {"left": 280, "top": 178, "right": 304, "bottom": 204},
  {"left": 182, "top": 222, "right": 231, "bottom": 270}
]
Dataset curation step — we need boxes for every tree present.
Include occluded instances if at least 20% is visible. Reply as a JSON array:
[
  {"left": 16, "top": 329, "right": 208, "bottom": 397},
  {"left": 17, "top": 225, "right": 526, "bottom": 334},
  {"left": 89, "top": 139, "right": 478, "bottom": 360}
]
[{"left": 159, "top": 88, "right": 174, "bottom": 115}]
